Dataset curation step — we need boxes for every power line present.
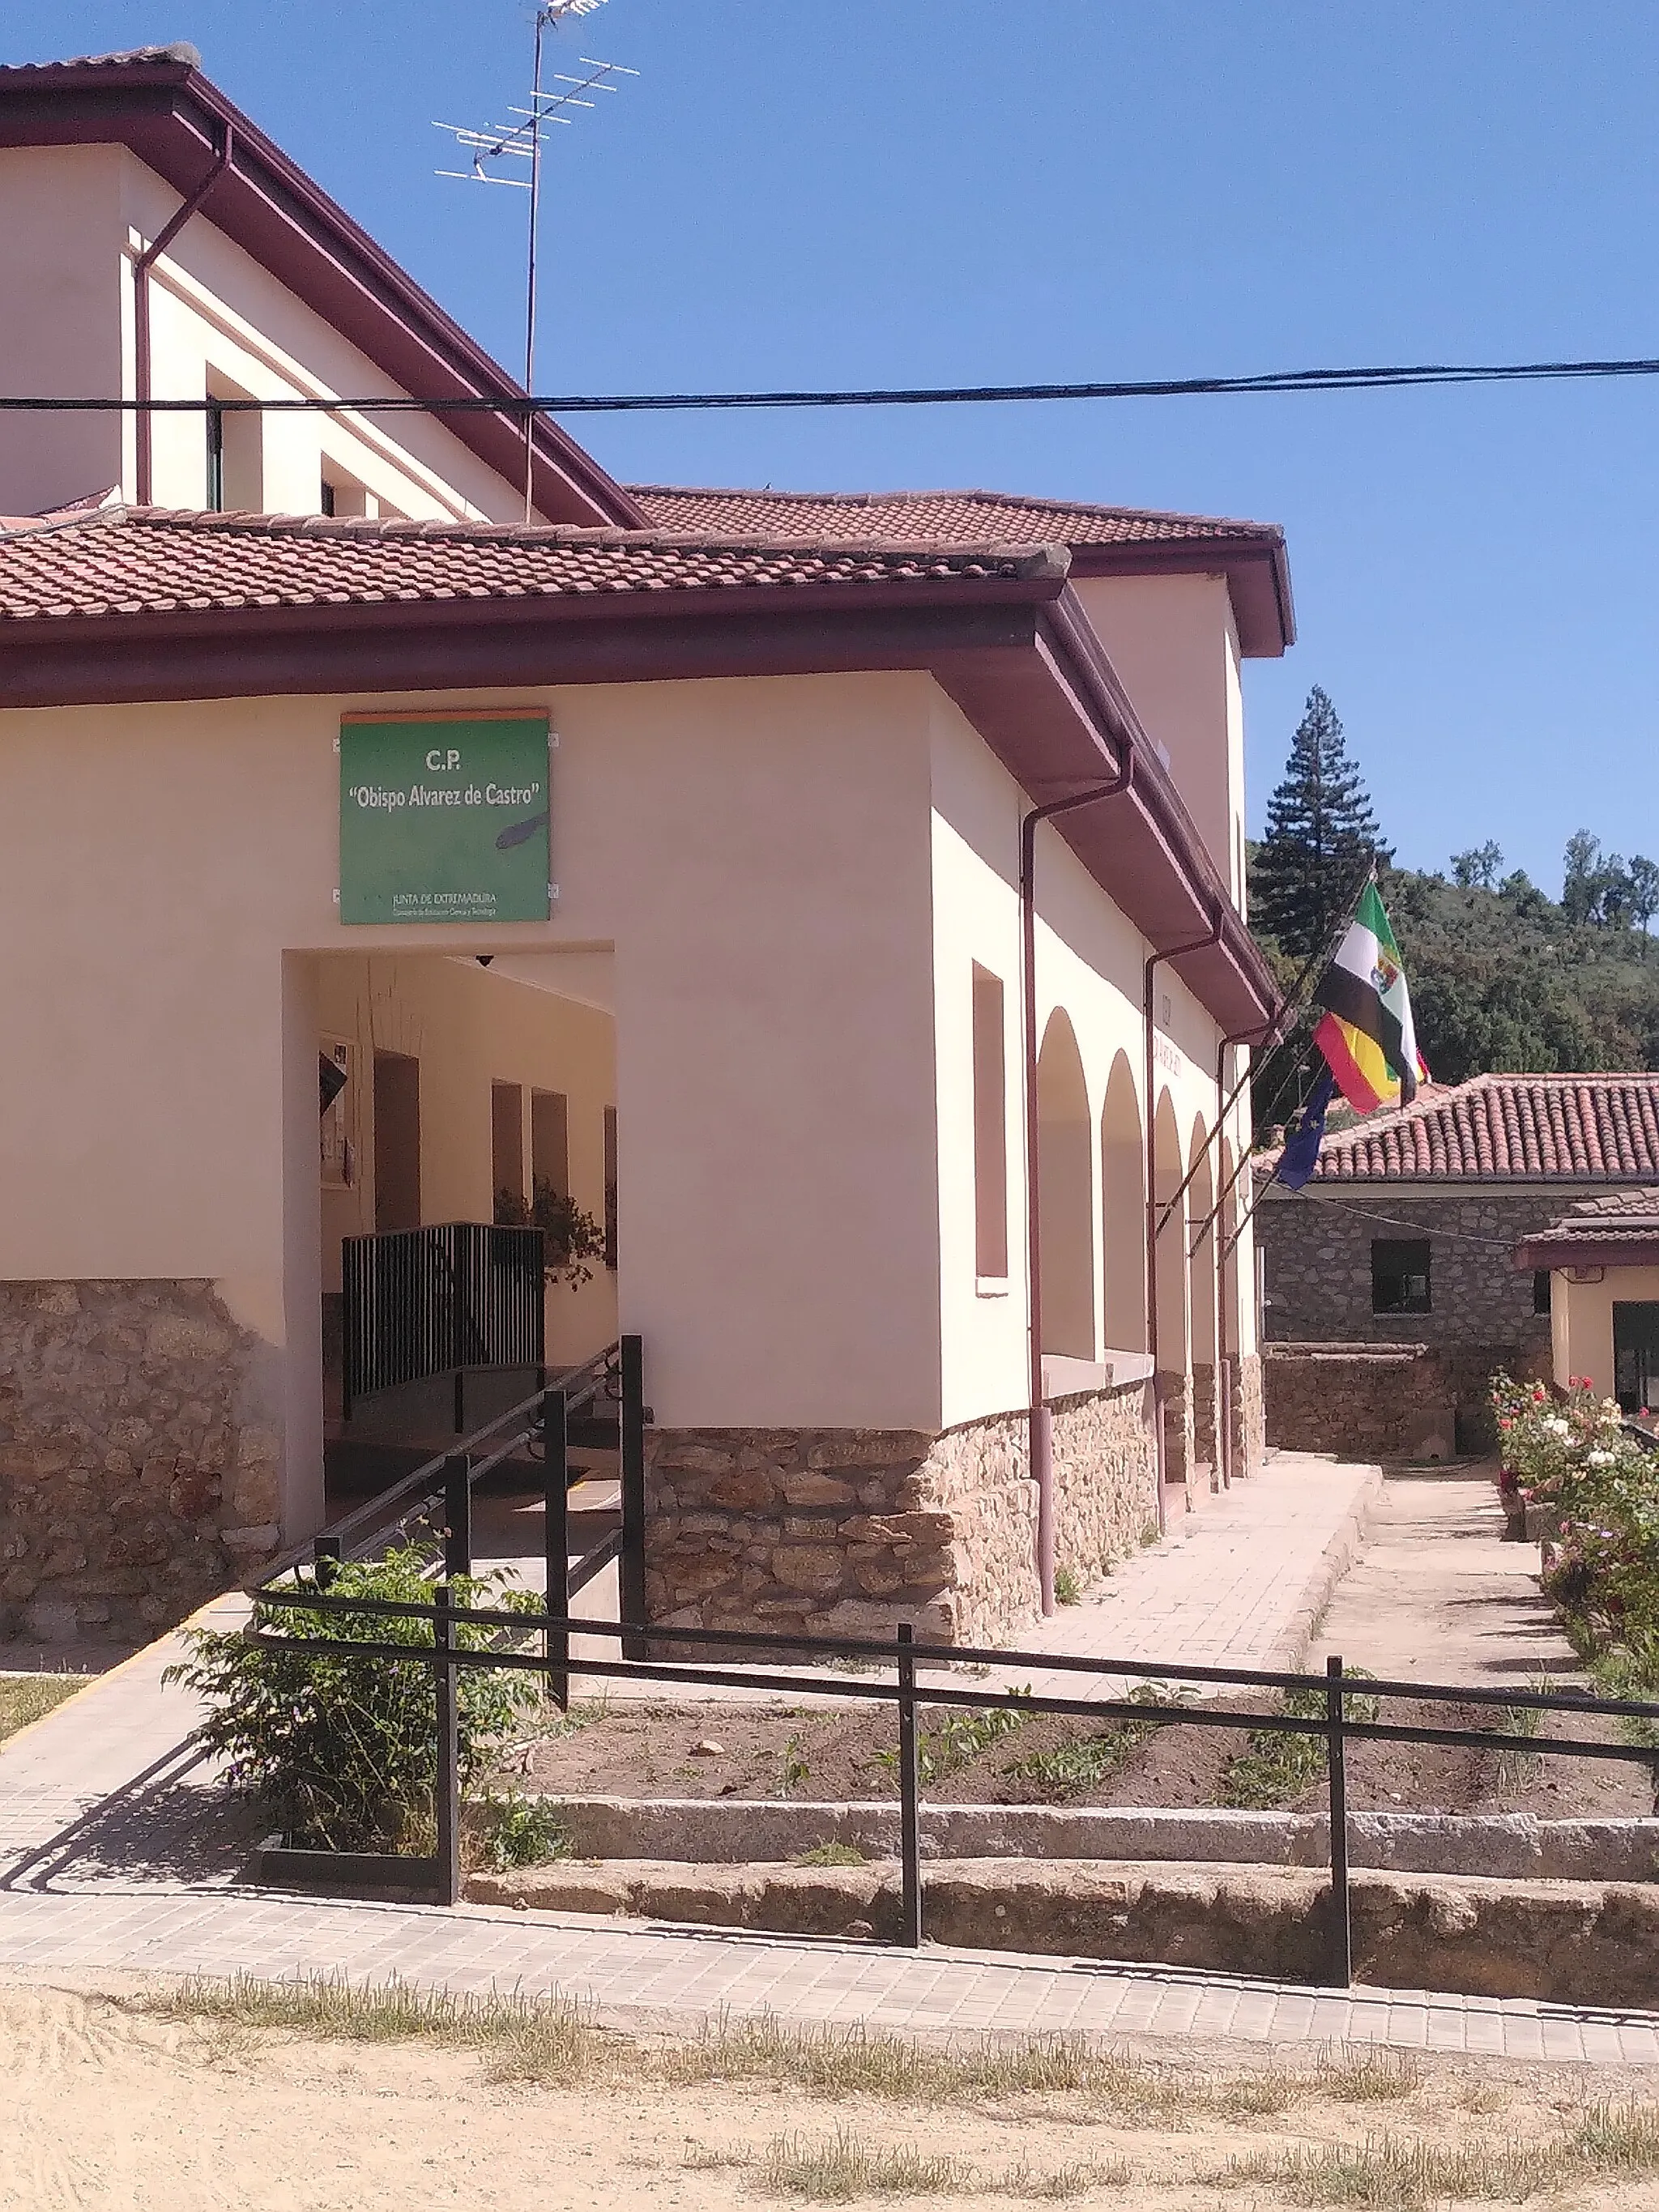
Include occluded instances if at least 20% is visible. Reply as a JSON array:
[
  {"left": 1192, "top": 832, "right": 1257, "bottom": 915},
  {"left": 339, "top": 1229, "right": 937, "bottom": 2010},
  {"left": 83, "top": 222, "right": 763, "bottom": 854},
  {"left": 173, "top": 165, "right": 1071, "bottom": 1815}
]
[{"left": 4, "top": 350, "right": 1659, "bottom": 416}]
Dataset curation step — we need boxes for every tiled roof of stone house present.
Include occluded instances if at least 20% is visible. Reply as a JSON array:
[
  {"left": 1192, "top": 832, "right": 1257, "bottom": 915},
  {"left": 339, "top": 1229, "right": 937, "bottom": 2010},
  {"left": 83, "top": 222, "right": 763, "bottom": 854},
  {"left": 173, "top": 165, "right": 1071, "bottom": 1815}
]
[
  {"left": 1269, "top": 1072, "right": 1659, "bottom": 1184},
  {"left": 1514, "top": 1183, "right": 1659, "bottom": 1270},
  {"left": 629, "top": 484, "right": 1281, "bottom": 549}
]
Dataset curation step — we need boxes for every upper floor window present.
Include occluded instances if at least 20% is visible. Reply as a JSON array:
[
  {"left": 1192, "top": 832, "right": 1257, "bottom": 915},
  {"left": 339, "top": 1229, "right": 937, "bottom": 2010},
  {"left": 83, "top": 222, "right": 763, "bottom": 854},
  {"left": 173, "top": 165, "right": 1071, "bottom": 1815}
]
[
  {"left": 1372, "top": 1238, "right": 1431, "bottom": 1315},
  {"left": 205, "top": 373, "right": 262, "bottom": 512}
]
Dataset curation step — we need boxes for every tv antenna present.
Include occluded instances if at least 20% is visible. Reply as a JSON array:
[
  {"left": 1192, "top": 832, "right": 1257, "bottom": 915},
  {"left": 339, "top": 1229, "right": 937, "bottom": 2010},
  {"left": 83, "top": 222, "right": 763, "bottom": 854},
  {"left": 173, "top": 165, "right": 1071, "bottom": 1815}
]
[{"left": 436, "top": 1, "right": 638, "bottom": 519}]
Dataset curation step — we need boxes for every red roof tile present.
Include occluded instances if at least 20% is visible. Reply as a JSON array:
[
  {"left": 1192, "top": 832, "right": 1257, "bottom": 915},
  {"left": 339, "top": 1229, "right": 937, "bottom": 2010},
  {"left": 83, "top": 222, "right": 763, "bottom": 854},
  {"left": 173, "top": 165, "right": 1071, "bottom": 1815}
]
[
  {"left": 1300, "top": 1073, "right": 1659, "bottom": 1183},
  {"left": 0, "top": 507, "right": 1064, "bottom": 622},
  {"left": 629, "top": 484, "right": 1281, "bottom": 551}
]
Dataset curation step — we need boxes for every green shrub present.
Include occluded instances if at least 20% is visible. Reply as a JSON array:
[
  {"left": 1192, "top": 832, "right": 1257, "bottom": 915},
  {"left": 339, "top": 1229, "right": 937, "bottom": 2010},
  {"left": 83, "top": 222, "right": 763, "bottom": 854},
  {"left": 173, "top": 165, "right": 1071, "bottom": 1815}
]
[
  {"left": 475, "top": 1789, "right": 573, "bottom": 1870},
  {"left": 165, "top": 1545, "right": 544, "bottom": 1854}
]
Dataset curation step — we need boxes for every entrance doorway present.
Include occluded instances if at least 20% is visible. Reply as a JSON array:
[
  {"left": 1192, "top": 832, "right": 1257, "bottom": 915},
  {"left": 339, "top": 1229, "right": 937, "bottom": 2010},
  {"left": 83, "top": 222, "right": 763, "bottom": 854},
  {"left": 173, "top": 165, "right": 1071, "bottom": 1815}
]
[{"left": 1614, "top": 1301, "right": 1659, "bottom": 1414}]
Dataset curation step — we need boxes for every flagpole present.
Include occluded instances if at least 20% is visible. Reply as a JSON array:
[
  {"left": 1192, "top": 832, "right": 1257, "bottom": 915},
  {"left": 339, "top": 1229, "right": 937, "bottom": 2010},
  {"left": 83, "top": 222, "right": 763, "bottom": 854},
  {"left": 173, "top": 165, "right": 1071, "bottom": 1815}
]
[{"left": 1154, "top": 853, "right": 1380, "bottom": 1240}]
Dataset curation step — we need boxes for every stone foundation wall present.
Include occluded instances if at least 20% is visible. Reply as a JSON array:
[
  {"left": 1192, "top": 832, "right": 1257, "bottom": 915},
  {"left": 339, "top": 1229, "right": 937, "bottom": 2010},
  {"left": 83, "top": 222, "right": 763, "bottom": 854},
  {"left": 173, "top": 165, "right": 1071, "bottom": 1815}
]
[
  {"left": 1263, "top": 1340, "right": 1551, "bottom": 1461},
  {"left": 0, "top": 1281, "right": 284, "bottom": 1643},
  {"left": 1226, "top": 1352, "right": 1265, "bottom": 1481},
  {"left": 646, "top": 1383, "right": 1158, "bottom": 1652},
  {"left": 1157, "top": 1370, "right": 1194, "bottom": 1490},
  {"left": 1191, "top": 1362, "right": 1218, "bottom": 1481}
]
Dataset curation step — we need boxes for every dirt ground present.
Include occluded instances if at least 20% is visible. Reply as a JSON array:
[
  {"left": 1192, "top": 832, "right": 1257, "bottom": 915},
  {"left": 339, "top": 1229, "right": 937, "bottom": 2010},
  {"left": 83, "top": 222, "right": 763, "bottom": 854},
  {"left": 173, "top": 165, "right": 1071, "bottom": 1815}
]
[
  {"left": 6, "top": 1979, "right": 1659, "bottom": 2210},
  {"left": 515, "top": 1690, "right": 1655, "bottom": 1818}
]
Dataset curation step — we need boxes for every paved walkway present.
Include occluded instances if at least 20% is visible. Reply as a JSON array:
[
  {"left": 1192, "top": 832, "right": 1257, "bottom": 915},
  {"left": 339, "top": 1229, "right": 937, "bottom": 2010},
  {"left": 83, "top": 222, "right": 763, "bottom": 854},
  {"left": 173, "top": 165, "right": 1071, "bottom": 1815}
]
[{"left": 12, "top": 1452, "right": 1654, "bottom": 2066}]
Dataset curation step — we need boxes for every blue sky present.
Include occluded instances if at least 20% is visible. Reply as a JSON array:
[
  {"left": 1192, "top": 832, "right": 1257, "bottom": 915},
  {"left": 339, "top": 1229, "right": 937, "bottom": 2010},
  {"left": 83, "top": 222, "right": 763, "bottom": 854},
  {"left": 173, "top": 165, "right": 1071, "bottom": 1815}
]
[{"left": 13, "top": 2, "right": 1659, "bottom": 891}]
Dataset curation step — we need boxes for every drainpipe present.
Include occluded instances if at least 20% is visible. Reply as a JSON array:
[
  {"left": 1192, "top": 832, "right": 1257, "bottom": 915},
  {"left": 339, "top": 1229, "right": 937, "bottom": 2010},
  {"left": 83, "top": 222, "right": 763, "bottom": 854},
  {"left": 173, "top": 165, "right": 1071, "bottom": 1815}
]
[
  {"left": 1021, "top": 763, "right": 1129, "bottom": 1616},
  {"left": 133, "top": 125, "right": 235, "bottom": 505},
  {"left": 1143, "top": 911, "right": 1223, "bottom": 1532},
  {"left": 1211, "top": 1021, "right": 1266, "bottom": 1488}
]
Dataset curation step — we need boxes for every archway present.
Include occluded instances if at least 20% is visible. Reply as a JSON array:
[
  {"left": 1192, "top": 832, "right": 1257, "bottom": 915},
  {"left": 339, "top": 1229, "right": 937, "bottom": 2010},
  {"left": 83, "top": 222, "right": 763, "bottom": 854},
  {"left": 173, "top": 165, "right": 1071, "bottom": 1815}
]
[
  {"left": 1188, "top": 1114, "right": 1218, "bottom": 1486},
  {"left": 1152, "top": 1089, "right": 1191, "bottom": 1488},
  {"left": 1100, "top": 1051, "right": 1146, "bottom": 1350},
  {"left": 1037, "top": 1008, "right": 1095, "bottom": 1360}
]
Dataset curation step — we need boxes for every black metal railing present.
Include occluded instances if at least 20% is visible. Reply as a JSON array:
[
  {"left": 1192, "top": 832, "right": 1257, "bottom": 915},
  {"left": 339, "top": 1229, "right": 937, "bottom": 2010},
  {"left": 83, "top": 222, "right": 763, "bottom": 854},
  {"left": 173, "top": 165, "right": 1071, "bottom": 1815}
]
[
  {"left": 274, "top": 1334, "right": 648, "bottom": 1696},
  {"left": 341, "top": 1221, "right": 544, "bottom": 1415},
  {"left": 244, "top": 1557, "right": 1659, "bottom": 1988}
]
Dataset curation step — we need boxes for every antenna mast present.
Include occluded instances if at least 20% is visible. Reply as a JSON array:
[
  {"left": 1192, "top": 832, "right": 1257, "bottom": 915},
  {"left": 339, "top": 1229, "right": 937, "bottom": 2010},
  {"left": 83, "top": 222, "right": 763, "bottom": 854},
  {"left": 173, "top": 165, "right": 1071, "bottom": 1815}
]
[{"left": 436, "top": 0, "right": 637, "bottom": 520}]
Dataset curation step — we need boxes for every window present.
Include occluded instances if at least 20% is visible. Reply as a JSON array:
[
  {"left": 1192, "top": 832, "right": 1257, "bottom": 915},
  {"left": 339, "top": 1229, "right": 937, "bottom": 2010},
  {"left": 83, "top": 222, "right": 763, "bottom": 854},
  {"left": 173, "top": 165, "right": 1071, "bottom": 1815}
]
[
  {"left": 970, "top": 965, "right": 1008, "bottom": 1278},
  {"left": 603, "top": 1105, "right": 618, "bottom": 1269},
  {"left": 205, "top": 373, "right": 262, "bottom": 510},
  {"left": 321, "top": 465, "right": 373, "bottom": 518},
  {"left": 372, "top": 1051, "right": 421, "bottom": 1232},
  {"left": 490, "top": 1082, "right": 524, "bottom": 1220},
  {"left": 1371, "top": 1238, "right": 1431, "bottom": 1315},
  {"left": 531, "top": 1089, "right": 569, "bottom": 1198},
  {"left": 1533, "top": 1269, "right": 1553, "bottom": 1317},
  {"left": 319, "top": 479, "right": 336, "bottom": 517},
  {"left": 204, "top": 403, "right": 224, "bottom": 512}
]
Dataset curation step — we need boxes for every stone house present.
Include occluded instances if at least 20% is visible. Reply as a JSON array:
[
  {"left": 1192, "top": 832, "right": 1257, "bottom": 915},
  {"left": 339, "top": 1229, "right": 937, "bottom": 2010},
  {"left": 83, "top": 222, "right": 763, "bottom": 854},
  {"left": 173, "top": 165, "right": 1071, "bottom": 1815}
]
[
  {"left": 1256, "top": 1073, "right": 1659, "bottom": 1456},
  {"left": 1516, "top": 1186, "right": 1659, "bottom": 1413},
  {"left": 0, "top": 45, "right": 1288, "bottom": 1647}
]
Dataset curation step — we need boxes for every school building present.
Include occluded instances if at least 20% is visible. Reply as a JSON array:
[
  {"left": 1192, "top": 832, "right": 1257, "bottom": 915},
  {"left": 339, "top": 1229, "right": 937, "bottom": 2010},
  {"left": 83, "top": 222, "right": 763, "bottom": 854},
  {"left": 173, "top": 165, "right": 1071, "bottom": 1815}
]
[{"left": 0, "top": 44, "right": 1289, "bottom": 1646}]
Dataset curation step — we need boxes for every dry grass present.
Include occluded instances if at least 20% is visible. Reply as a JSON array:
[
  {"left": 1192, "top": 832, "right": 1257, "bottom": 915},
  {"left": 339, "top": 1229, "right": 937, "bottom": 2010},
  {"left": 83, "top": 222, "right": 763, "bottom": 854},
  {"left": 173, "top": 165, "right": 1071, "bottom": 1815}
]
[
  {"left": 0, "top": 1673, "right": 82, "bottom": 1745},
  {"left": 1215, "top": 2105, "right": 1659, "bottom": 2208},
  {"left": 688, "top": 2127, "right": 1131, "bottom": 2201},
  {"left": 130, "top": 1978, "right": 1433, "bottom": 2134}
]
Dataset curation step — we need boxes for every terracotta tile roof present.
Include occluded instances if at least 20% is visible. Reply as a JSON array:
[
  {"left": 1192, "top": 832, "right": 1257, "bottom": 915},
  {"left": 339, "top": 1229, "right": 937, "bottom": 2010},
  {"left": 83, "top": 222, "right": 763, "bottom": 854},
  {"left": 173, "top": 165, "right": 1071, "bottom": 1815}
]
[
  {"left": 1299, "top": 1073, "right": 1659, "bottom": 1183},
  {"left": 629, "top": 484, "right": 1281, "bottom": 552},
  {"left": 0, "top": 506, "right": 1064, "bottom": 622},
  {"left": 1514, "top": 1184, "right": 1659, "bottom": 1269},
  {"left": 0, "top": 44, "right": 201, "bottom": 73}
]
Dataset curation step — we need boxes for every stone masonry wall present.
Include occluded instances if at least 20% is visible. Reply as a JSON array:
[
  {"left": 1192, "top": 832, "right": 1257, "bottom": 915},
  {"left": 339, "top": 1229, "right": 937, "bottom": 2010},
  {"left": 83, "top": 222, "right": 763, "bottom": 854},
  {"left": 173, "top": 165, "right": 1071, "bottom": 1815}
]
[
  {"left": 1263, "top": 1340, "right": 1552, "bottom": 1462},
  {"left": 1192, "top": 1362, "right": 1218, "bottom": 1478},
  {"left": 1256, "top": 1185, "right": 1580, "bottom": 1354},
  {"left": 646, "top": 1383, "right": 1158, "bottom": 1652},
  {"left": 1157, "top": 1370, "right": 1194, "bottom": 1492},
  {"left": 0, "top": 1281, "right": 284, "bottom": 1643}
]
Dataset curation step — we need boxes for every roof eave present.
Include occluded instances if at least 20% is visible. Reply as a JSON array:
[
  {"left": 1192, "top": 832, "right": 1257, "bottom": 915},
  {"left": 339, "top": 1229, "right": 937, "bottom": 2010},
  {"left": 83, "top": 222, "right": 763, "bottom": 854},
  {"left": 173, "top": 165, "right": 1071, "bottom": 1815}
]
[{"left": 1067, "top": 536, "right": 1294, "bottom": 658}]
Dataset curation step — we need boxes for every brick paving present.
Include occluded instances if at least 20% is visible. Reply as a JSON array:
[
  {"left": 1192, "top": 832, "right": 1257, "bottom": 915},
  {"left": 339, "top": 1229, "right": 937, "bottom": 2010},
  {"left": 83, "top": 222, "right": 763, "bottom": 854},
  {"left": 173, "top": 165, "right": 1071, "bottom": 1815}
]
[{"left": 8, "top": 1455, "right": 1656, "bottom": 2063}]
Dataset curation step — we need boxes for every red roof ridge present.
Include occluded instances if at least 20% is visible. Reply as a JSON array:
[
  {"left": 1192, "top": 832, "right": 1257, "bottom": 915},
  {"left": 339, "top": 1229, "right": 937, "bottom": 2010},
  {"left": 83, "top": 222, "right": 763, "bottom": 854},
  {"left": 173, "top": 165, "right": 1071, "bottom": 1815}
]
[
  {"left": 1275, "top": 1069, "right": 1659, "bottom": 1184},
  {"left": 59, "top": 504, "right": 1069, "bottom": 574},
  {"left": 629, "top": 481, "right": 1282, "bottom": 539}
]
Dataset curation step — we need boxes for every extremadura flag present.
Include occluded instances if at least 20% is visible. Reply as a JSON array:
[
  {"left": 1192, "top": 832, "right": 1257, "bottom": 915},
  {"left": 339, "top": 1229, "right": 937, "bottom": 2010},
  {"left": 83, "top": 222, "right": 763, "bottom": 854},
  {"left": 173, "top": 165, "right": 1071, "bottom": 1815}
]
[{"left": 1311, "top": 880, "right": 1428, "bottom": 1112}]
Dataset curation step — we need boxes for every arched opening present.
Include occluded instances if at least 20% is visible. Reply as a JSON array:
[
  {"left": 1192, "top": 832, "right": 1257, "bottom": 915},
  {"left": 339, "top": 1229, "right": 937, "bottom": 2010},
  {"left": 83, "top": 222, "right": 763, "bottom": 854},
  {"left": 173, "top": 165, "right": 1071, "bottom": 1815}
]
[
  {"left": 1100, "top": 1051, "right": 1146, "bottom": 1350},
  {"left": 1188, "top": 1115, "right": 1218, "bottom": 1485},
  {"left": 1152, "top": 1089, "right": 1191, "bottom": 1488},
  {"left": 1037, "top": 1008, "right": 1095, "bottom": 1360}
]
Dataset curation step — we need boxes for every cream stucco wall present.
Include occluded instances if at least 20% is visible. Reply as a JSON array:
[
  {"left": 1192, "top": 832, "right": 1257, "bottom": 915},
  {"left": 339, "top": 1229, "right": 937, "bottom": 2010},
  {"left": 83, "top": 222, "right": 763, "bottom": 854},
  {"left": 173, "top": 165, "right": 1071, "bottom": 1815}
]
[
  {"left": 1072, "top": 573, "right": 1246, "bottom": 901},
  {"left": 0, "top": 642, "right": 1259, "bottom": 1534},
  {"left": 1552, "top": 1266, "right": 1659, "bottom": 1402},
  {"left": 924, "top": 687, "right": 1254, "bottom": 1434},
  {"left": 0, "top": 143, "right": 533, "bottom": 522},
  {"left": 0, "top": 671, "right": 945, "bottom": 1532}
]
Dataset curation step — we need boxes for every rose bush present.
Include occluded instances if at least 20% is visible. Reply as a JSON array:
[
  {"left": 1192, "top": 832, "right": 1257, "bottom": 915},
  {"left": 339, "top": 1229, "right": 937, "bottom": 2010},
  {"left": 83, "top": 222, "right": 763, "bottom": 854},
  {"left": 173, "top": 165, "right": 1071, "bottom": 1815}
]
[{"left": 1491, "top": 1371, "right": 1659, "bottom": 1647}]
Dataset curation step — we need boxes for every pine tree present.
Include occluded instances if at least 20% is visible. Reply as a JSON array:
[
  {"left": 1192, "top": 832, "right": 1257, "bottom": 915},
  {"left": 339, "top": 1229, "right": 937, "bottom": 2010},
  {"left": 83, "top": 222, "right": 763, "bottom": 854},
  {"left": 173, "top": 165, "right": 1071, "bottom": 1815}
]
[{"left": 1252, "top": 687, "right": 1390, "bottom": 959}]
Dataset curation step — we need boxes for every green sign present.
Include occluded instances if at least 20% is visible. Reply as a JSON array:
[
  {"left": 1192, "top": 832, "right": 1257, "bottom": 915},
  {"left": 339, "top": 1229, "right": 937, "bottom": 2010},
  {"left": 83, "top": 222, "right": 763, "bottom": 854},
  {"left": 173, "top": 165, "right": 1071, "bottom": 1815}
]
[{"left": 339, "top": 716, "right": 550, "bottom": 925}]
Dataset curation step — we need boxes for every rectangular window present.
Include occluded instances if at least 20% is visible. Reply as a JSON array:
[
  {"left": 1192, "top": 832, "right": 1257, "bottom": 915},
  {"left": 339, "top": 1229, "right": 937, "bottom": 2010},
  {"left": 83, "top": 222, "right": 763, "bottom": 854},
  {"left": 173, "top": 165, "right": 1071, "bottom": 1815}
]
[
  {"left": 531, "top": 1089, "right": 569, "bottom": 1198},
  {"left": 970, "top": 965, "right": 1008, "bottom": 1278},
  {"left": 603, "top": 1105, "right": 618, "bottom": 1270},
  {"left": 1533, "top": 1268, "right": 1552, "bottom": 1317},
  {"left": 205, "top": 373, "right": 262, "bottom": 511},
  {"left": 372, "top": 1051, "right": 421, "bottom": 1233},
  {"left": 1371, "top": 1238, "right": 1431, "bottom": 1315},
  {"left": 490, "top": 1082, "right": 524, "bottom": 1220},
  {"left": 204, "top": 404, "right": 224, "bottom": 512}
]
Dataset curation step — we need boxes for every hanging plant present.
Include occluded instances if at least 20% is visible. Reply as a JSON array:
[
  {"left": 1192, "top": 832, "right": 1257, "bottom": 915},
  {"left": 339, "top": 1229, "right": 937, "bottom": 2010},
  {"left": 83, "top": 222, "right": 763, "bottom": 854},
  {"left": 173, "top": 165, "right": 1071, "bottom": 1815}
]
[{"left": 496, "top": 1175, "right": 607, "bottom": 1292}]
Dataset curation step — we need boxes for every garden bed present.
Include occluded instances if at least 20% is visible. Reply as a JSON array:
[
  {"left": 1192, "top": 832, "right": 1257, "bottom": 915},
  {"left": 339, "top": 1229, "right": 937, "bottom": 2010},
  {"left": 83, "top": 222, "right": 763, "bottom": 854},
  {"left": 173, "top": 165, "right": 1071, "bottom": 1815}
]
[{"left": 510, "top": 1691, "right": 1653, "bottom": 1821}]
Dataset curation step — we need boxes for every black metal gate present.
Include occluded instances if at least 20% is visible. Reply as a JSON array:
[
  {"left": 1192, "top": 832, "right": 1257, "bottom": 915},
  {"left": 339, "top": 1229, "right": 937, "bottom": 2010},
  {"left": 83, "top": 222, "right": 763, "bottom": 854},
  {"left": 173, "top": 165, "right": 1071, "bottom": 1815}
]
[{"left": 341, "top": 1221, "right": 544, "bottom": 1414}]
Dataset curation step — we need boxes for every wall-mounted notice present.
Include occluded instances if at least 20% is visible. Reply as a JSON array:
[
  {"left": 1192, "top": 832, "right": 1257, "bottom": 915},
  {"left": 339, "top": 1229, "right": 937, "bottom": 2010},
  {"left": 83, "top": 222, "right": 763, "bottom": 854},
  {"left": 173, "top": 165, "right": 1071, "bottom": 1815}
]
[{"left": 339, "top": 715, "right": 550, "bottom": 924}]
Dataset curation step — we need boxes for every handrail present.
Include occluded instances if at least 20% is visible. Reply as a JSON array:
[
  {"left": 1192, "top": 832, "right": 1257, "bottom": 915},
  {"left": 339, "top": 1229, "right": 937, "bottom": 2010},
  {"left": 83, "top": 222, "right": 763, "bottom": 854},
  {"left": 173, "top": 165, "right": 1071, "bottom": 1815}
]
[
  {"left": 267, "top": 1340, "right": 625, "bottom": 1581},
  {"left": 237, "top": 1573, "right": 1659, "bottom": 1989}
]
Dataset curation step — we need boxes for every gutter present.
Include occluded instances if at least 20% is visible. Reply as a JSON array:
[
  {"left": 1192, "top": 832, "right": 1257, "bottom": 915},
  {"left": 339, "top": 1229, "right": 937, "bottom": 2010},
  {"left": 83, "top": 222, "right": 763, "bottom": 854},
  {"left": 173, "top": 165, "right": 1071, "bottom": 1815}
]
[
  {"left": 133, "top": 122, "right": 234, "bottom": 505},
  {"left": 1021, "top": 761, "right": 1131, "bottom": 1616}
]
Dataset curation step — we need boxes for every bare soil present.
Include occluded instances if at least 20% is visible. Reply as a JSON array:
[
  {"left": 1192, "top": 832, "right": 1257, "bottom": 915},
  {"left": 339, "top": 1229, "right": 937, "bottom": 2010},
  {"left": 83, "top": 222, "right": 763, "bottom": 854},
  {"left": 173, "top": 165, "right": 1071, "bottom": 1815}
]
[
  {"left": 7, "top": 1980, "right": 1659, "bottom": 2210},
  {"left": 515, "top": 1693, "right": 1656, "bottom": 1818}
]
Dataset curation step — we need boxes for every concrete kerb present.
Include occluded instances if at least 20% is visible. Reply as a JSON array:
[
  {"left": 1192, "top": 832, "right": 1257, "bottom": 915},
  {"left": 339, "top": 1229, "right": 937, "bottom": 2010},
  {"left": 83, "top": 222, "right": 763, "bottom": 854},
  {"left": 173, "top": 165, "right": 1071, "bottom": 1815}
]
[
  {"left": 1269, "top": 1460, "right": 1384, "bottom": 1669},
  {"left": 518, "top": 1798, "right": 1659, "bottom": 1885}
]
